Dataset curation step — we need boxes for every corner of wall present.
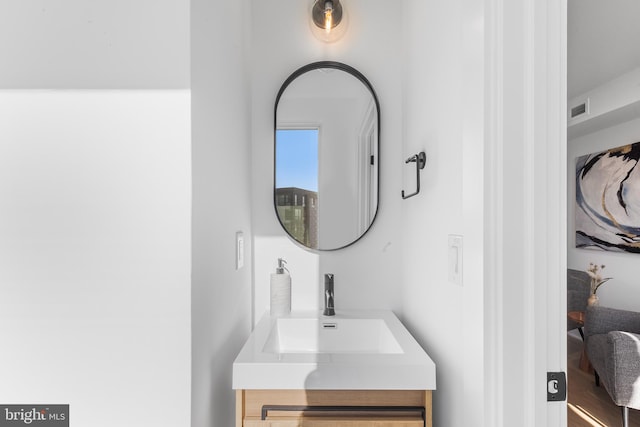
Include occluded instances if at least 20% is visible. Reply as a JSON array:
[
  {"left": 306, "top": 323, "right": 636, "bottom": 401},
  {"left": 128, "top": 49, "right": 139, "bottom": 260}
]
[{"left": 191, "top": 0, "right": 254, "bottom": 426}]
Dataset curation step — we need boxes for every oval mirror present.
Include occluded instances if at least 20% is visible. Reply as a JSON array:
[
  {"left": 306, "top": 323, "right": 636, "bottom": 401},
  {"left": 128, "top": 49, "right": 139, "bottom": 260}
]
[{"left": 274, "top": 62, "right": 380, "bottom": 250}]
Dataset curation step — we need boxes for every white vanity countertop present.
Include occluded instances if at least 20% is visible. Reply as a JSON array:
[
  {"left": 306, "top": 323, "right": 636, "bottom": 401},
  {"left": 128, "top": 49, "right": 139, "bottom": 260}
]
[{"left": 232, "top": 309, "right": 436, "bottom": 390}]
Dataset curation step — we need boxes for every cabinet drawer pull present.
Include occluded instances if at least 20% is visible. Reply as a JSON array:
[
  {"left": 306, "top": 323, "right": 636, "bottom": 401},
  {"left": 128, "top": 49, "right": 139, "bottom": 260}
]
[{"left": 261, "top": 405, "right": 426, "bottom": 427}]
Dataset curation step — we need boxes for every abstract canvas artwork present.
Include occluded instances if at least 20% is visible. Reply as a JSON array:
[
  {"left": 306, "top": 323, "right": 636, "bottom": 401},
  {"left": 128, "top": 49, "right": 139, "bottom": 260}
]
[{"left": 576, "top": 142, "right": 640, "bottom": 253}]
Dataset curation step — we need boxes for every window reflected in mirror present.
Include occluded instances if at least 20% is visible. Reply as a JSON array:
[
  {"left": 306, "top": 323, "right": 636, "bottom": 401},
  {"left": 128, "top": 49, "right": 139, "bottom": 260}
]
[{"left": 275, "top": 129, "right": 319, "bottom": 248}]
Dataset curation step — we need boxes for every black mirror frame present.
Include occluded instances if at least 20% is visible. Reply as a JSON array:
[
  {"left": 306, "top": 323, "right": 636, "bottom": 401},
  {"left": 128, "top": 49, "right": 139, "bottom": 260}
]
[{"left": 273, "top": 61, "right": 381, "bottom": 251}]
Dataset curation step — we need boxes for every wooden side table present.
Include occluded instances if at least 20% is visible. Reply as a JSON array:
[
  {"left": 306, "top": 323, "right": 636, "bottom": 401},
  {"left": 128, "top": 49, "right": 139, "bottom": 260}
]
[
  {"left": 568, "top": 311, "right": 593, "bottom": 373},
  {"left": 568, "top": 310, "right": 585, "bottom": 338}
]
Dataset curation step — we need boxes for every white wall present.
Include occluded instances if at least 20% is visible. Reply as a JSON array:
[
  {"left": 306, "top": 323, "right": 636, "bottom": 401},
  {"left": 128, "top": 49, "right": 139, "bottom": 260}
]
[
  {"left": 568, "top": 116, "right": 640, "bottom": 312},
  {"left": 251, "top": 0, "right": 404, "bottom": 322},
  {"left": 190, "top": 1, "right": 253, "bottom": 427},
  {"left": 400, "top": 1, "right": 485, "bottom": 426},
  {"left": 0, "top": 1, "right": 191, "bottom": 425},
  {"left": 0, "top": 0, "right": 191, "bottom": 427},
  {"left": 0, "top": 90, "right": 191, "bottom": 427},
  {"left": 0, "top": 0, "right": 189, "bottom": 89}
]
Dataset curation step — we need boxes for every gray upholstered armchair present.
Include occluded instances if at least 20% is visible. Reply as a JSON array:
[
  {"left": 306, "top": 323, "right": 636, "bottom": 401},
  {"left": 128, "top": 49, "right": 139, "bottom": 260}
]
[
  {"left": 585, "top": 305, "right": 640, "bottom": 427},
  {"left": 567, "top": 269, "right": 590, "bottom": 332}
]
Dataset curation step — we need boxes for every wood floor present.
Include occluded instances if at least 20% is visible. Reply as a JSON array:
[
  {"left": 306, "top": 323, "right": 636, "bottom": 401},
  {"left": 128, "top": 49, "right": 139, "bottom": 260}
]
[{"left": 568, "top": 334, "right": 640, "bottom": 427}]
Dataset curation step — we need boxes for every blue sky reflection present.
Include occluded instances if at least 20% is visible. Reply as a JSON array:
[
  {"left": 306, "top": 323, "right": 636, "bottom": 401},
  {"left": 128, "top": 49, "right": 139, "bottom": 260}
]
[{"left": 275, "top": 129, "right": 319, "bottom": 192}]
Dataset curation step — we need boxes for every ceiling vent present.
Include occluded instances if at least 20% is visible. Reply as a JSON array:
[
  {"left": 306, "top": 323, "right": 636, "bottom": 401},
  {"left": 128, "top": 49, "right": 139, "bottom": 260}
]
[{"left": 570, "top": 98, "right": 589, "bottom": 119}]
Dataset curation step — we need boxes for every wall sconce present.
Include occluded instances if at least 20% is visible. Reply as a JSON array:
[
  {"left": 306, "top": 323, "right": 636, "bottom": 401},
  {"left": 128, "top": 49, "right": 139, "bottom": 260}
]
[{"left": 310, "top": 0, "right": 348, "bottom": 43}]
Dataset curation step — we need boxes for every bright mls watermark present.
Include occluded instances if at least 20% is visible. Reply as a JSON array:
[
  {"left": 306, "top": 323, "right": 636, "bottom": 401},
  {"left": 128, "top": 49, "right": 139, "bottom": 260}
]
[{"left": 0, "top": 405, "right": 68, "bottom": 426}]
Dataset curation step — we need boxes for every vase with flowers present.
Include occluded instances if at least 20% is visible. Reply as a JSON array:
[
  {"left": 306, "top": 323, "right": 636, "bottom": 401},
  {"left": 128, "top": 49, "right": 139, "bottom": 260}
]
[{"left": 586, "top": 262, "right": 612, "bottom": 306}]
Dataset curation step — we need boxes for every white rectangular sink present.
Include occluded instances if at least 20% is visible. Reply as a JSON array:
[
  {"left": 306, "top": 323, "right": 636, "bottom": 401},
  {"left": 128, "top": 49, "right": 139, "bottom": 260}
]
[
  {"left": 233, "top": 310, "right": 436, "bottom": 390},
  {"left": 263, "top": 318, "right": 403, "bottom": 354}
]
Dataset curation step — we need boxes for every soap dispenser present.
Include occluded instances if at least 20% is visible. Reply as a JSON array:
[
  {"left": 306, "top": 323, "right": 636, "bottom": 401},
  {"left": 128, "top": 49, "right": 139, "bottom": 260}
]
[{"left": 270, "top": 258, "right": 291, "bottom": 316}]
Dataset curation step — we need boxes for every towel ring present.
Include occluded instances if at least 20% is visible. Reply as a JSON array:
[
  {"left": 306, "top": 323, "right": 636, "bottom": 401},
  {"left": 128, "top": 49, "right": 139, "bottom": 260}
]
[{"left": 401, "top": 151, "right": 426, "bottom": 199}]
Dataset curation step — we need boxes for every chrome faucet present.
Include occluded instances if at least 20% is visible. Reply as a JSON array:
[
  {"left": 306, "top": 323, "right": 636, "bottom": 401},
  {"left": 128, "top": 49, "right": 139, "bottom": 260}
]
[{"left": 323, "top": 273, "right": 335, "bottom": 316}]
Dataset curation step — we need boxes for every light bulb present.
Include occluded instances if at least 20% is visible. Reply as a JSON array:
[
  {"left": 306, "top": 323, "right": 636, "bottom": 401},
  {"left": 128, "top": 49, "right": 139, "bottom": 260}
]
[
  {"left": 324, "top": 11, "right": 333, "bottom": 32},
  {"left": 324, "top": 1, "right": 333, "bottom": 33}
]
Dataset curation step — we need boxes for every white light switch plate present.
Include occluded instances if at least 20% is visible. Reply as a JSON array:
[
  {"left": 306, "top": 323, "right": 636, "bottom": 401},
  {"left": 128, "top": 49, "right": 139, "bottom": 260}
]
[
  {"left": 236, "top": 231, "right": 244, "bottom": 270},
  {"left": 448, "top": 234, "right": 463, "bottom": 286}
]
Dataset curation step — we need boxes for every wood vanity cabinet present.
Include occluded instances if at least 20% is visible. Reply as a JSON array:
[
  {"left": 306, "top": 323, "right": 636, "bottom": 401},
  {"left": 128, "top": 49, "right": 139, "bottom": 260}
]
[{"left": 236, "top": 389, "right": 432, "bottom": 427}]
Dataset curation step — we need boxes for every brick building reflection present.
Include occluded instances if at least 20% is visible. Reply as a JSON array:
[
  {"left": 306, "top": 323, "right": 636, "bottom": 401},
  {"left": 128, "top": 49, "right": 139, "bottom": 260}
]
[{"left": 275, "top": 187, "right": 318, "bottom": 248}]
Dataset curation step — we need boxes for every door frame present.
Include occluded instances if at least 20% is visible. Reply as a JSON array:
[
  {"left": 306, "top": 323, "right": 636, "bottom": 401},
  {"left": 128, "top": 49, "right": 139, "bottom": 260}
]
[{"left": 484, "top": 0, "right": 567, "bottom": 426}]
